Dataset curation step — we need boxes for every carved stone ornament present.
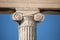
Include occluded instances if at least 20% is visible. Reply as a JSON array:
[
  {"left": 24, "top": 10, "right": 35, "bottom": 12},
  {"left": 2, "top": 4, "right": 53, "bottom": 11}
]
[
  {"left": 12, "top": 12, "right": 44, "bottom": 40},
  {"left": 12, "top": 12, "right": 23, "bottom": 21},
  {"left": 34, "top": 13, "right": 44, "bottom": 22}
]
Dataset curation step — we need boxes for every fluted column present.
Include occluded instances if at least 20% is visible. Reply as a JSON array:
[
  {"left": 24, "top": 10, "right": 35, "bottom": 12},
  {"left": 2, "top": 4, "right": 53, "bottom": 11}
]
[
  {"left": 12, "top": 11, "right": 44, "bottom": 40},
  {"left": 19, "top": 16, "right": 36, "bottom": 40}
]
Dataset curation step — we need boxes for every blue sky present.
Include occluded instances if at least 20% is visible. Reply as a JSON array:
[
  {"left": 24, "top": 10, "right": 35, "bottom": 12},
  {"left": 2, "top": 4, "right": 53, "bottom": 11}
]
[{"left": 0, "top": 14, "right": 60, "bottom": 40}]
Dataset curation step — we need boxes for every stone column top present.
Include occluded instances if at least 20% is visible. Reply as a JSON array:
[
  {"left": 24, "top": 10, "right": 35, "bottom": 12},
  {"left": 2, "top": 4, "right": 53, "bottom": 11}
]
[
  {"left": 0, "top": 8, "right": 60, "bottom": 14},
  {"left": 12, "top": 12, "right": 44, "bottom": 23}
]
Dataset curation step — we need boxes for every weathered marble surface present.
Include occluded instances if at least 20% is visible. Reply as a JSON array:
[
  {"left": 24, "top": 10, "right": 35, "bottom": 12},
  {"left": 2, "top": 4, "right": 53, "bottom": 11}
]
[
  {"left": 0, "top": 0, "right": 60, "bottom": 14},
  {"left": 0, "top": 0, "right": 60, "bottom": 8},
  {"left": 12, "top": 12, "right": 44, "bottom": 40}
]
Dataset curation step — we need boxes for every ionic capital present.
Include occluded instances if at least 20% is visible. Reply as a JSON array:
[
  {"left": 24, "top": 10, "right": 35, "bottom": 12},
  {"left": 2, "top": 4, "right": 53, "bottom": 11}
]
[
  {"left": 12, "top": 11, "right": 44, "bottom": 22},
  {"left": 12, "top": 11, "right": 45, "bottom": 40}
]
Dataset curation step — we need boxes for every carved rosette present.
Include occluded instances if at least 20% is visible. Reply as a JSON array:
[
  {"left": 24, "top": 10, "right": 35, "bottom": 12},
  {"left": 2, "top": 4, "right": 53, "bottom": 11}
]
[
  {"left": 12, "top": 12, "right": 23, "bottom": 21},
  {"left": 12, "top": 12, "right": 44, "bottom": 40},
  {"left": 34, "top": 13, "right": 44, "bottom": 22}
]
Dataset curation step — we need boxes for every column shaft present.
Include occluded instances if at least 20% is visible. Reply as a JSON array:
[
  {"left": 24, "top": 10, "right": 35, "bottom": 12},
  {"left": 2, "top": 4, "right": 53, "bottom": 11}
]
[
  {"left": 19, "top": 16, "right": 36, "bottom": 40},
  {"left": 19, "top": 26, "right": 36, "bottom": 40}
]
